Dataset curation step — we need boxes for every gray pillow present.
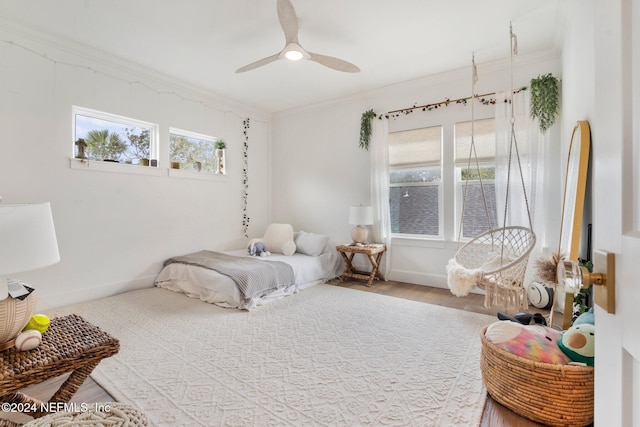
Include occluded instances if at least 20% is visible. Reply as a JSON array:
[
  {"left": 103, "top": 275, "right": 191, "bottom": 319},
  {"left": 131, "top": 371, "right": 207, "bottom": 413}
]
[{"left": 294, "top": 231, "right": 330, "bottom": 256}]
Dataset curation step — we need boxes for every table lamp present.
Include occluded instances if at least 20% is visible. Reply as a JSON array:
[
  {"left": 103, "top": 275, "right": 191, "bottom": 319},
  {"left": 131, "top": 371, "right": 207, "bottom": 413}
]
[
  {"left": 0, "top": 202, "right": 60, "bottom": 349},
  {"left": 349, "top": 206, "right": 373, "bottom": 244}
]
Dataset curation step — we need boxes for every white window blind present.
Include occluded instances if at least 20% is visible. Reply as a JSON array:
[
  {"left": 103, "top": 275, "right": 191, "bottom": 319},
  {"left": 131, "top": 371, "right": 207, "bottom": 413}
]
[
  {"left": 454, "top": 118, "right": 495, "bottom": 165},
  {"left": 389, "top": 126, "right": 442, "bottom": 167}
]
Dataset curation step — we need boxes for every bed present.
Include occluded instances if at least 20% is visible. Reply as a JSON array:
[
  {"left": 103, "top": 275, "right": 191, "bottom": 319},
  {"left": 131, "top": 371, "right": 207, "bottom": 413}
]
[{"left": 154, "top": 226, "right": 343, "bottom": 310}]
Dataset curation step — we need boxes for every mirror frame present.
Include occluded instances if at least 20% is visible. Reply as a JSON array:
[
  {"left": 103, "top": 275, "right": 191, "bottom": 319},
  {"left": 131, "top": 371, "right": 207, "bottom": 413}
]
[{"left": 556, "top": 120, "right": 591, "bottom": 329}]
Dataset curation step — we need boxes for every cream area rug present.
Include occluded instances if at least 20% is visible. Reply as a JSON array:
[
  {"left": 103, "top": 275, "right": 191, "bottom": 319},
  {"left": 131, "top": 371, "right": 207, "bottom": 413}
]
[{"left": 51, "top": 285, "right": 495, "bottom": 426}]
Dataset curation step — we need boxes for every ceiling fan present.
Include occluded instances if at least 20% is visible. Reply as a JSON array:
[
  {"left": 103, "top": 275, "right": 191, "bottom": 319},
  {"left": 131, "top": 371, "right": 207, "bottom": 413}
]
[{"left": 235, "top": 0, "right": 360, "bottom": 73}]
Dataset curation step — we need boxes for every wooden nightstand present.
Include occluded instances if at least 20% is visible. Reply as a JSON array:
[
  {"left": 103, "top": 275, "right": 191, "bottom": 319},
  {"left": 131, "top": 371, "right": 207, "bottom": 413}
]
[
  {"left": 336, "top": 244, "right": 386, "bottom": 287},
  {"left": 0, "top": 314, "right": 119, "bottom": 426}
]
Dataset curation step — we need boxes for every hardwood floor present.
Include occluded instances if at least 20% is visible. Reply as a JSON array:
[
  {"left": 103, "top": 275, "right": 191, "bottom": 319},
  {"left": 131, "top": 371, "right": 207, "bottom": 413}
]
[{"left": 5, "top": 280, "right": 548, "bottom": 426}]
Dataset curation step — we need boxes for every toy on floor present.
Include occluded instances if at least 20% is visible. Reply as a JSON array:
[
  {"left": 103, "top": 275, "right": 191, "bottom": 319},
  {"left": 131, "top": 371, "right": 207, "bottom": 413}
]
[
  {"left": 248, "top": 241, "right": 271, "bottom": 257},
  {"left": 558, "top": 308, "right": 595, "bottom": 366}
]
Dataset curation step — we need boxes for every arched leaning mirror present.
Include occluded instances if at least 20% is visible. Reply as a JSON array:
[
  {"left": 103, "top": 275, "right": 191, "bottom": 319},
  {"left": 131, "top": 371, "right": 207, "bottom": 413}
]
[{"left": 554, "top": 121, "right": 590, "bottom": 329}]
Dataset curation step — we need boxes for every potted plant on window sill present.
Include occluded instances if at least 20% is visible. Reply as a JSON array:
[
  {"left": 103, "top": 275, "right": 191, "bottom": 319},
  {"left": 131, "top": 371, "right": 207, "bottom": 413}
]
[{"left": 215, "top": 139, "right": 226, "bottom": 174}]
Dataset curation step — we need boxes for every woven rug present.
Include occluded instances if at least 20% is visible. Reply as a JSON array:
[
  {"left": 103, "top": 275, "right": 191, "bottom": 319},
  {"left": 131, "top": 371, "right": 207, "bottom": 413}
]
[{"left": 51, "top": 285, "right": 494, "bottom": 426}]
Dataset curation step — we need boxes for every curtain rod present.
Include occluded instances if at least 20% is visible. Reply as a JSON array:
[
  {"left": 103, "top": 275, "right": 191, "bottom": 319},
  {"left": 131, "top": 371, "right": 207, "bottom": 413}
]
[{"left": 384, "top": 88, "right": 526, "bottom": 118}]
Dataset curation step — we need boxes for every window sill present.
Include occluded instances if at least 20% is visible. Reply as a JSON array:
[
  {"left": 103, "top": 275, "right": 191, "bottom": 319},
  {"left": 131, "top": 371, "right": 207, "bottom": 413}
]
[
  {"left": 69, "top": 159, "right": 228, "bottom": 182},
  {"left": 168, "top": 169, "right": 228, "bottom": 181},
  {"left": 69, "top": 158, "right": 164, "bottom": 176},
  {"left": 390, "top": 236, "right": 447, "bottom": 249}
]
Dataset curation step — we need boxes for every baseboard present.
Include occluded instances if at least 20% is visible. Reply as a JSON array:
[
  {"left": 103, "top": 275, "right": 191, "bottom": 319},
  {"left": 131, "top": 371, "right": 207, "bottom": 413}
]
[
  {"left": 387, "top": 269, "right": 485, "bottom": 295},
  {"left": 387, "top": 269, "right": 448, "bottom": 288},
  {"left": 37, "top": 276, "right": 156, "bottom": 310}
]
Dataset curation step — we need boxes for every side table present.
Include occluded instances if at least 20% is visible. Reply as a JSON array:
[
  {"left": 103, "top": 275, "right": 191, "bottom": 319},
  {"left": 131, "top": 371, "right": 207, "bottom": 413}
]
[
  {"left": 336, "top": 244, "right": 386, "bottom": 287},
  {"left": 0, "top": 314, "right": 120, "bottom": 426}
]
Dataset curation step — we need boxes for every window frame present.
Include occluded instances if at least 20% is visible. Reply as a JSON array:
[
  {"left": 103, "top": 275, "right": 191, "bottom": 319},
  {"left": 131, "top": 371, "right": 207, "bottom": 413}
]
[
  {"left": 168, "top": 127, "right": 220, "bottom": 175},
  {"left": 453, "top": 117, "right": 498, "bottom": 242},
  {"left": 72, "top": 106, "right": 159, "bottom": 166},
  {"left": 384, "top": 104, "right": 497, "bottom": 244},
  {"left": 388, "top": 125, "right": 444, "bottom": 239}
]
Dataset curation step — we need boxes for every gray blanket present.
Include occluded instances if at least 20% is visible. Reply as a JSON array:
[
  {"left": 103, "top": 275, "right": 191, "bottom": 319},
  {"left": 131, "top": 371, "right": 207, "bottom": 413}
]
[{"left": 163, "top": 250, "right": 295, "bottom": 300}]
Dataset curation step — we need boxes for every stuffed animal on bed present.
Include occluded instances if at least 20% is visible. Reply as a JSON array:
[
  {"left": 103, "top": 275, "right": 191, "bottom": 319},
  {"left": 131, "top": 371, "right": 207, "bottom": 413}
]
[
  {"left": 248, "top": 241, "right": 271, "bottom": 257},
  {"left": 558, "top": 309, "right": 595, "bottom": 366}
]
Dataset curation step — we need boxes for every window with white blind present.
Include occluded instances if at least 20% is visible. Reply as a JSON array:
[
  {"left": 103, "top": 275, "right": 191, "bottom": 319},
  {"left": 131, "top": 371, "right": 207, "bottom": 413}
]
[
  {"left": 454, "top": 118, "right": 498, "bottom": 239},
  {"left": 388, "top": 126, "right": 443, "bottom": 237}
]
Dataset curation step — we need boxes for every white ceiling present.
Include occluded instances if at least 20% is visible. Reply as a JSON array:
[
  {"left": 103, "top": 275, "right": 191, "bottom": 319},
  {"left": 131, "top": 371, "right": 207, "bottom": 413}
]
[{"left": 0, "top": 0, "right": 564, "bottom": 113}]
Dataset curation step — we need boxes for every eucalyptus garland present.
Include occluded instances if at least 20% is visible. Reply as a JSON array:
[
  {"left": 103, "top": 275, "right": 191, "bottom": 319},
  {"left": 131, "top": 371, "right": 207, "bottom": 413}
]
[
  {"left": 358, "top": 88, "right": 528, "bottom": 150},
  {"left": 530, "top": 73, "right": 559, "bottom": 133},
  {"left": 242, "top": 117, "right": 250, "bottom": 237},
  {"left": 359, "top": 109, "right": 376, "bottom": 150}
]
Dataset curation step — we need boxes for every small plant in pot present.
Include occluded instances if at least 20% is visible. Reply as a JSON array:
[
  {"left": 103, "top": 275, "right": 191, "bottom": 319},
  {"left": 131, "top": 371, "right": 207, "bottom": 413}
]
[{"left": 215, "top": 139, "right": 226, "bottom": 174}]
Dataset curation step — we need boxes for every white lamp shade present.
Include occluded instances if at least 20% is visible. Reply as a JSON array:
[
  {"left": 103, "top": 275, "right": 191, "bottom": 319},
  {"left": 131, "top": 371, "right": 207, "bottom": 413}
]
[
  {"left": 349, "top": 206, "right": 373, "bottom": 225},
  {"left": 0, "top": 202, "right": 60, "bottom": 284}
]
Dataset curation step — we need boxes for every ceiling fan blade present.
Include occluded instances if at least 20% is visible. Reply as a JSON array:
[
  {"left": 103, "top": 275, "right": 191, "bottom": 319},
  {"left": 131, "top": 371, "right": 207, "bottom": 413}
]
[
  {"left": 308, "top": 52, "right": 360, "bottom": 73},
  {"left": 277, "top": 0, "right": 299, "bottom": 43},
  {"left": 235, "top": 53, "right": 281, "bottom": 73}
]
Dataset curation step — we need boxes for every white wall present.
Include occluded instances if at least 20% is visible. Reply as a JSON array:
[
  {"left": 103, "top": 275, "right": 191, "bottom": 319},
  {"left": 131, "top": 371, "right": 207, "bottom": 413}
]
[
  {"left": 561, "top": 0, "right": 595, "bottom": 260},
  {"left": 0, "top": 24, "right": 271, "bottom": 309},
  {"left": 272, "top": 51, "right": 562, "bottom": 288}
]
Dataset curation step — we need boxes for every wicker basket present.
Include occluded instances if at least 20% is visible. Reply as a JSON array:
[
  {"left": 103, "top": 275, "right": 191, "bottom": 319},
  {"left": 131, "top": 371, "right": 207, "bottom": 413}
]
[{"left": 480, "top": 326, "right": 594, "bottom": 426}]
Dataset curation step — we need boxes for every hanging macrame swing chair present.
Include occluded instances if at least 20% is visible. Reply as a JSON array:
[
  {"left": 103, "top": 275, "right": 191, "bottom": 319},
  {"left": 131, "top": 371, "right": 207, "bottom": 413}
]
[{"left": 447, "top": 40, "right": 536, "bottom": 312}]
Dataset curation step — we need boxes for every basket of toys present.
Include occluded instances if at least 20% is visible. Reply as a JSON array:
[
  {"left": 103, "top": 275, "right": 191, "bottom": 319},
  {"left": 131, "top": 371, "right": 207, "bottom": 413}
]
[{"left": 480, "top": 321, "right": 594, "bottom": 427}]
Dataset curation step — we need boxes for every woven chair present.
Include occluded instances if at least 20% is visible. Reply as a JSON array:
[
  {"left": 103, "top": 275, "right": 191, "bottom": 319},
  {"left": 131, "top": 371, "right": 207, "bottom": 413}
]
[{"left": 449, "top": 226, "right": 536, "bottom": 311}]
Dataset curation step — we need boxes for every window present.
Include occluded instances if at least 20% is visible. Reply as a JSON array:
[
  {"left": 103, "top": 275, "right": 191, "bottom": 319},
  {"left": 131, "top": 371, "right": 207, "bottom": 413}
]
[
  {"left": 169, "top": 128, "right": 219, "bottom": 173},
  {"left": 455, "top": 118, "right": 498, "bottom": 238},
  {"left": 388, "top": 126, "right": 442, "bottom": 237},
  {"left": 73, "top": 106, "right": 158, "bottom": 165}
]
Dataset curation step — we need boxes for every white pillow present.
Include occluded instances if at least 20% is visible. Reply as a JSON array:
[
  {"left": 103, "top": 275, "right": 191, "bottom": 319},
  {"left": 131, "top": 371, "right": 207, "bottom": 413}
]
[
  {"left": 262, "top": 223, "right": 296, "bottom": 255},
  {"left": 281, "top": 240, "right": 296, "bottom": 256},
  {"left": 294, "top": 231, "right": 330, "bottom": 257}
]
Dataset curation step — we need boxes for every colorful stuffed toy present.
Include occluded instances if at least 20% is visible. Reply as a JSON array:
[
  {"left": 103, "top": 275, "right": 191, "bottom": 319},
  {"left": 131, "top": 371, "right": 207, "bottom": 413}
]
[
  {"left": 558, "top": 309, "right": 595, "bottom": 366},
  {"left": 486, "top": 320, "right": 571, "bottom": 365}
]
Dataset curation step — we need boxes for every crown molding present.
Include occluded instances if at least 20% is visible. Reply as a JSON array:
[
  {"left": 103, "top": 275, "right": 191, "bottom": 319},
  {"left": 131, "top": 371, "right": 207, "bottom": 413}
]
[{"left": 0, "top": 18, "right": 271, "bottom": 121}]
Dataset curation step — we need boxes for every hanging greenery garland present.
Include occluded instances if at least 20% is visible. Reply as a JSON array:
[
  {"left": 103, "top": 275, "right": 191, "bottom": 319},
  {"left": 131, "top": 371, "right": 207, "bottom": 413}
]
[
  {"left": 359, "top": 109, "right": 376, "bottom": 150},
  {"left": 242, "top": 117, "right": 250, "bottom": 237},
  {"left": 358, "top": 88, "right": 527, "bottom": 150},
  {"left": 530, "top": 73, "right": 559, "bottom": 133}
]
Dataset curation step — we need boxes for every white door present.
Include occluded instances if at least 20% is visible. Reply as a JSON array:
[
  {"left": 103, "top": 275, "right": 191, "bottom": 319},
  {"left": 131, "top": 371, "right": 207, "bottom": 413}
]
[{"left": 593, "top": 0, "right": 640, "bottom": 425}]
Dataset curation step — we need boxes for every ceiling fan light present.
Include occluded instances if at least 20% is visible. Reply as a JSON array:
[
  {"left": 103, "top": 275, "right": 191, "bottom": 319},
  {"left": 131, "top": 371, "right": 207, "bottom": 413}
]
[{"left": 284, "top": 49, "right": 304, "bottom": 61}]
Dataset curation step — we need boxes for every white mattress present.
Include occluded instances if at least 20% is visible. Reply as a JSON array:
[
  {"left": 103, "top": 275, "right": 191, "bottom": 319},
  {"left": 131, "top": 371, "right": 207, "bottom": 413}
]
[{"left": 154, "top": 249, "right": 343, "bottom": 310}]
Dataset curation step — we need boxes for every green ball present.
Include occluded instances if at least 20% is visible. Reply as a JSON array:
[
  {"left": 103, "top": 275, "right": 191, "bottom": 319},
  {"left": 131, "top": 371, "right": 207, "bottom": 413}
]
[{"left": 23, "top": 313, "right": 50, "bottom": 334}]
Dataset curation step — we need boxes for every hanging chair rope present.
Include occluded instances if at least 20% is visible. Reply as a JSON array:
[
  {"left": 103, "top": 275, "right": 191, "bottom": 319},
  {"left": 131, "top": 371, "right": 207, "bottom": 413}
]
[
  {"left": 447, "top": 24, "right": 536, "bottom": 312},
  {"left": 456, "top": 53, "right": 494, "bottom": 250},
  {"left": 502, "top": 24, "right": 533, "bottom": 233}
]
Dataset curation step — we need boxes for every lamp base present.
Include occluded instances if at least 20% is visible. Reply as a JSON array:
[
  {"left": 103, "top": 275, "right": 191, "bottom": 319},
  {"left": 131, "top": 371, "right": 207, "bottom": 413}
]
[{"left": 351, "top": 225, "right": 369, "bottom": 244}]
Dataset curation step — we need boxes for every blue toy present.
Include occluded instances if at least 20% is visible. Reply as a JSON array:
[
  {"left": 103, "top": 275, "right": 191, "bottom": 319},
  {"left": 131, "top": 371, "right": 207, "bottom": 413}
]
[{"left": 248, "top": 241, "right": 271, "bottom": 257}]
